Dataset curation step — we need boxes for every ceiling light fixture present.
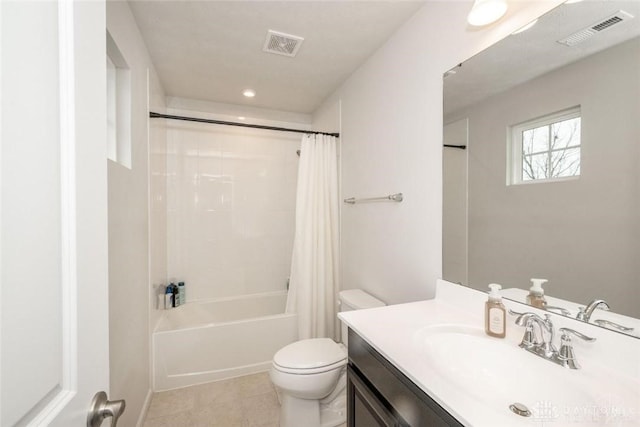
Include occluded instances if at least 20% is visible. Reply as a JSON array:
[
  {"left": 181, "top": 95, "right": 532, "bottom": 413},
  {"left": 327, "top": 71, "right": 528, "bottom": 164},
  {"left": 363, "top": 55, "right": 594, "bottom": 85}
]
[
  {"left": 467, "top": 0, "right": 508, "bottom": 27},
  {"left": 512, "top": 18, "right": 538, "bottom": 35},
  {"left": 243, "top": 89, "right": 256, "bottom": 98}
]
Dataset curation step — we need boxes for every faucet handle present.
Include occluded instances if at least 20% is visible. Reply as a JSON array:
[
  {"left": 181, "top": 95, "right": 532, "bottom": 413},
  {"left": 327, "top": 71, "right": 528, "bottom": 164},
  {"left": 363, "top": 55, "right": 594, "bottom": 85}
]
[
  {"left": 558, "top": 328, "right": 595, "bottom": 370},
  {"left": 592, "top": 319, "right": 634, "bottom": 333},
  {"left": 544, "top": 305, "right": 572, "bottom": 316},
  {"left": 559, "top": 327, "right": 596, "bottom": 342}
]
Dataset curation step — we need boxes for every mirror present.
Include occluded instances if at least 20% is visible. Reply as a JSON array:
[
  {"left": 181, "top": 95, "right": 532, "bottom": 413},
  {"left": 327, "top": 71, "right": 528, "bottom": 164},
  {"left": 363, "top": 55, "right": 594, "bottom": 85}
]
[{"left": 443, "top": 1, "right": 640, "bottom": 337}]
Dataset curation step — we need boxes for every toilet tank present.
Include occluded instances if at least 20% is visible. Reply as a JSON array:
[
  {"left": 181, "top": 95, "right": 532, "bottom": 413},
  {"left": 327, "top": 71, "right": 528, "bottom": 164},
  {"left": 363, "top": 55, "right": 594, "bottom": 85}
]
[{"left": 338, "top": 290, "right": 385, "bottom": 345}]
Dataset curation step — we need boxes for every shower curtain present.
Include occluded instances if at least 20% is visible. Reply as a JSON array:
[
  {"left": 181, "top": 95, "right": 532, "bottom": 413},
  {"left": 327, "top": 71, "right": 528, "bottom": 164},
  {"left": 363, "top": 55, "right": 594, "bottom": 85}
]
[{"left": 286, "top": 133, "right": 339, "bottom": 340}]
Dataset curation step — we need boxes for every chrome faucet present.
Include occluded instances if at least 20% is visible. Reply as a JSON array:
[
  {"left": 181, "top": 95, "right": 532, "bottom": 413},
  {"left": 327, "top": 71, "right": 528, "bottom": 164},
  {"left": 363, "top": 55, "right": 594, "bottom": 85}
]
[
  {"left": 514, "top": 312, "right": 595, "bottom": 369},
  {"left": 576, "top": 299, "right": 610, "bottom": 322},
  {"left": 515, "top": 312, "right": 557, "bottom": 358}
]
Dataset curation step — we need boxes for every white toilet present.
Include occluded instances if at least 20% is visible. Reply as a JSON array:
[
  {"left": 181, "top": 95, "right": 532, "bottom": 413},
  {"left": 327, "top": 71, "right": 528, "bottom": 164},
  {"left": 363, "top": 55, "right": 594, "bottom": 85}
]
[{"left": 270, "top": 289, "right": 385, "bottom": 427}]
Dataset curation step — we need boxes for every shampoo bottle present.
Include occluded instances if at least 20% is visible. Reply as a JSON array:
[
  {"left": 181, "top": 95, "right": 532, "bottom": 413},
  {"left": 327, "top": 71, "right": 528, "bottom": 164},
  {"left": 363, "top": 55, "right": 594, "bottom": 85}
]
[
  {"left": 164, "top": 285, "right": 173, "bottom": 309},
  {"left": 526, "top": 278, "right": 548, "bottom": 309},
  {"left": 485, "top": 284, "right": 506, "bottom": 338},
  {"left": 178, "top": 282, "right": 185, "bottom": 305},
  {"left": 171, "top": 282, "right": 179, "bottom": 307}
]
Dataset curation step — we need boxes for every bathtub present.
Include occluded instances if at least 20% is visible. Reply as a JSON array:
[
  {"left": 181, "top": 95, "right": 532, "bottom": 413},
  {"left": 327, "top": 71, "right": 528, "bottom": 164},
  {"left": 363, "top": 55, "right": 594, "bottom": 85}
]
[{"left": 152, "top": 291, "right": 297, "bottom": 391}]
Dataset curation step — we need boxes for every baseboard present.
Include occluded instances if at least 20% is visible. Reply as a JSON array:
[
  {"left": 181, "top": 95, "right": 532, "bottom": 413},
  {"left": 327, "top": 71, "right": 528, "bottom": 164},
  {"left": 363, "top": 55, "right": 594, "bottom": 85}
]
[{"left": 136, "top": 389, "right": 153, "bottom": 427}]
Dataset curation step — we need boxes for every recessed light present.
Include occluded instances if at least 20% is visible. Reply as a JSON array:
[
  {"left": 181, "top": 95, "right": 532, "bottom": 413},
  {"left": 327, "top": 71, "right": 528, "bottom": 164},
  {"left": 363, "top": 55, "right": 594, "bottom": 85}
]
[
  {"left": 243, "top": 89, "right": 256, "bottom": 98},
  {"left": 238, "top": 116, "right": 246, "bottom": 120},
  {"left": 467, "top": 0, "right": 508, "bottom": 27}
]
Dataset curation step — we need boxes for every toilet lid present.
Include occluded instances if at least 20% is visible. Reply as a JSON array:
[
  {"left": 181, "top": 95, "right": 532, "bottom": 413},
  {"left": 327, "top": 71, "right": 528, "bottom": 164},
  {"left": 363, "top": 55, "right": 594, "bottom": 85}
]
[{"left": 273, "top": 338, "right": 346, "bottom": 372}]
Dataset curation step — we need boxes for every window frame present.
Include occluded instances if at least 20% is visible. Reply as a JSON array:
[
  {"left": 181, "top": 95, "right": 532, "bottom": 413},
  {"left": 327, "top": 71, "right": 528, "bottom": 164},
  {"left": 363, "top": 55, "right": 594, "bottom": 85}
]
[
  {"left": 106, "top": 31, "right": 132, "bottom": 169},
  {"left": 508, "top": 106, "right": 581, "bottom": 185}
]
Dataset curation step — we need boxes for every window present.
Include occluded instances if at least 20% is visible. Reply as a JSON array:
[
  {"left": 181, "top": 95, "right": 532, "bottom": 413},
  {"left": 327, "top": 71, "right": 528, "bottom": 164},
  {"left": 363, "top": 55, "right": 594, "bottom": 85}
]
[
  {"left": 106, "top": 31, "right": 132, "bottom": 169},
  {"left": 509, "top": 107, "right": 581, "bottom": 184}
]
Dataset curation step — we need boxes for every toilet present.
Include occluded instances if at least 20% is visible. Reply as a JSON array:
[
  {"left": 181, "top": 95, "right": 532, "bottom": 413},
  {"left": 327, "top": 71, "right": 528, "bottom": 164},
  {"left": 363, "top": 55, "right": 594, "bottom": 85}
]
[{"left": 270, "top": 289, "right": 385, "bottom": 427}]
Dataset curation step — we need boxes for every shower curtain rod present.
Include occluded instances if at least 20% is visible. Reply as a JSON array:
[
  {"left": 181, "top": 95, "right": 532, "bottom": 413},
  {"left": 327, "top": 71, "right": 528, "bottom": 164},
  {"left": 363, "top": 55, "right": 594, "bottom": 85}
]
[{"left": 149, "top": 112, "right": 340, "bottom": 138}]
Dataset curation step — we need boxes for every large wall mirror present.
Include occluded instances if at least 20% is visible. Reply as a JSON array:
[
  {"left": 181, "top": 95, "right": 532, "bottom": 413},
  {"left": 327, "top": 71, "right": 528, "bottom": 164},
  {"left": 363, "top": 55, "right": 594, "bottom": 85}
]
[{"left": 443, "top": 0, "right": 640, "bottom": 337}]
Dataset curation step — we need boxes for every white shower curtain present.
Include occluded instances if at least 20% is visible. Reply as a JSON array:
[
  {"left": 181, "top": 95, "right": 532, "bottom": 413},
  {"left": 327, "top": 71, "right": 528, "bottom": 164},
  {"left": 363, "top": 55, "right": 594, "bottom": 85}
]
[{"left": 286, "top": 133, "right": 339, "bottom": 340}]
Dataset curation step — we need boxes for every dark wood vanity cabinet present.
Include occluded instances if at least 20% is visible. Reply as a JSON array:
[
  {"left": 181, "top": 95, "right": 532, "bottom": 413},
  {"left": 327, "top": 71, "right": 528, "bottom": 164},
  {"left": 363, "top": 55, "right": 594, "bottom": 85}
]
[{"left": 347, "top": 329, "right": 464, "bottom": 427}]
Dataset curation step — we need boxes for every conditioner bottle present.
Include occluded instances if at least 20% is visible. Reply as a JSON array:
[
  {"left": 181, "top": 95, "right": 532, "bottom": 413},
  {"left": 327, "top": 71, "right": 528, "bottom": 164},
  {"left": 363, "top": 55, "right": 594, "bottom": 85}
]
[{"left": 485, "top": 284, "right": 506, "bottom": 338}]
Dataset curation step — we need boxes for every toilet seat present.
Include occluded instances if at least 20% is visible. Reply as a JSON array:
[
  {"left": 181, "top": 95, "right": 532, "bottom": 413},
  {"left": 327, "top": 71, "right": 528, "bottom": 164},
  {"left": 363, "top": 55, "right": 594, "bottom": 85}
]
[{"left": 273, "top": 338, "right": 346, "bottom": 375}]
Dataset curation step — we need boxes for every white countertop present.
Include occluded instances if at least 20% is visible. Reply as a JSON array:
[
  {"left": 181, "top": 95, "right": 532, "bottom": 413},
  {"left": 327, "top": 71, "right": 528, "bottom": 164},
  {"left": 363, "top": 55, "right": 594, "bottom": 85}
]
[{"left": 338, "top": 280, "right": 640, "bottom": 427}]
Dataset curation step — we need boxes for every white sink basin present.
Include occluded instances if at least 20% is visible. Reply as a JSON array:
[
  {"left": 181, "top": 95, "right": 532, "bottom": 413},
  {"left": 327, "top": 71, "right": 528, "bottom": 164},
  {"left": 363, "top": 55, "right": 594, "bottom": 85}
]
[{"left": 413, "top": 324, "right": 639, "bottom": 426}]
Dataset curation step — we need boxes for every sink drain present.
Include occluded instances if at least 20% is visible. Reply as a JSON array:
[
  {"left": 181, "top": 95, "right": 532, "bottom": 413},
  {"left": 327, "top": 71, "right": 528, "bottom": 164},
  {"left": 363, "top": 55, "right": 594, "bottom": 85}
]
[{"left": 509, "top": 402, "right": 532, "bottom": 417}]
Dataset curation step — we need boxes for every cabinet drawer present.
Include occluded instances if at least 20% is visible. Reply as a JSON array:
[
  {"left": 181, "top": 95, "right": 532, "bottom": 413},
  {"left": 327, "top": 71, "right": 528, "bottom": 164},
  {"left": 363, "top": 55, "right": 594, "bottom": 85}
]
[
  {"left": 348, "top": 365, "right": 402, "bottom": 427},
  {"left": 348, "top": 329, "right": 463, "bottom": 427}
]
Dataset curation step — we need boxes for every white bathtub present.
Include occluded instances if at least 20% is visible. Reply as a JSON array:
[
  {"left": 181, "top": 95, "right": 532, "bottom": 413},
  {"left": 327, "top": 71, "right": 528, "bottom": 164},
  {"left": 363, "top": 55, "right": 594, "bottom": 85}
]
[{"left": 153, "top": 291, "right": 297, "bottom": 391}]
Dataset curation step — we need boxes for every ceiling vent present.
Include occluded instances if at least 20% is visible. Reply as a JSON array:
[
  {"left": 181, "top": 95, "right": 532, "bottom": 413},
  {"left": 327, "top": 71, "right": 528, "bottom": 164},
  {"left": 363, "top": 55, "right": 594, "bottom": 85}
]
[
  {"left": 557, "top": 10, "right": 634, "bottom": 47},
  {"left": 263, "top": 30, "right": 304, "bottom": 57}
]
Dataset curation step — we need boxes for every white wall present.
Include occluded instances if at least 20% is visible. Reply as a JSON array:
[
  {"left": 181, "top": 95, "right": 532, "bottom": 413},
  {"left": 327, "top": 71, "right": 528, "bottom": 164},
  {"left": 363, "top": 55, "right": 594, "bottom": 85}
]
[
  {"left": 449, "top": 38, "right": 640, "bottom": 317},
  {"left": 312, "top": 0, "right": 564, "bottom": 305},
  {"left": 166, "top": 98, "right": 309, "bottom": 301},
  {"left": 106, "top": 0, "right": 166, "bottom": 424}
]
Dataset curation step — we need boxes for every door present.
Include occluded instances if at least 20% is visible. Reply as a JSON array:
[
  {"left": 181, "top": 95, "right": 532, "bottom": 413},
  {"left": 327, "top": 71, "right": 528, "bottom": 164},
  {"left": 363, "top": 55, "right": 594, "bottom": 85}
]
[{"left": 1, "top": 1, "right": 110, "bottom": 426}]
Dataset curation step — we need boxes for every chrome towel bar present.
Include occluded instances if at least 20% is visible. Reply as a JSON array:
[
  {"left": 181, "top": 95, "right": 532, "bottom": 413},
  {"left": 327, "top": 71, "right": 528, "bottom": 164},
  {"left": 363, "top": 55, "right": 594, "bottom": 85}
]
[{"left": 344, "top": 193, "right": 403, "bottom": 204}]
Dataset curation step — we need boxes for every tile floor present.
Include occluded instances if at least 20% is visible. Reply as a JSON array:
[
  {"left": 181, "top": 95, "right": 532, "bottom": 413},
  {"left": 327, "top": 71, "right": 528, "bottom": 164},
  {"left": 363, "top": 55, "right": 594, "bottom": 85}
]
[{"left": 143, "top": 372, "right": 280, "bottom": 427}]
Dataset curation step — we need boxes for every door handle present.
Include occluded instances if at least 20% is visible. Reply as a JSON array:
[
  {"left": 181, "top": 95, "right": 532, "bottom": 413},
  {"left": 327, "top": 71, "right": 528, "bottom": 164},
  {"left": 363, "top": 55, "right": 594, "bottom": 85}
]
[{"left": 87, "top": 391, "right": 126, "bottom": 427}]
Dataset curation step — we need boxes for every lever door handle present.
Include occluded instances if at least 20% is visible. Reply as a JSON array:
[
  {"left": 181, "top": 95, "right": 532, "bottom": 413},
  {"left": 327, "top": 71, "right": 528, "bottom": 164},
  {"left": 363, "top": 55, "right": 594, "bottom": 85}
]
[{"left": 87, "top": 391, "right": 126, "bottom": 427}]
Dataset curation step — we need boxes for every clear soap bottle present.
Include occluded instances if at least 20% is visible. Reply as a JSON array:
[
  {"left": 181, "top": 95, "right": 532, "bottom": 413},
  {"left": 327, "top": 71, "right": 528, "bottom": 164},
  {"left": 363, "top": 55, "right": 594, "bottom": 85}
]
[
  {"left": 526, "top": 278, "right": 548, "bottom": 309},
  {"left": 485, "top": 284, "right": 506, "bottom": 338}
]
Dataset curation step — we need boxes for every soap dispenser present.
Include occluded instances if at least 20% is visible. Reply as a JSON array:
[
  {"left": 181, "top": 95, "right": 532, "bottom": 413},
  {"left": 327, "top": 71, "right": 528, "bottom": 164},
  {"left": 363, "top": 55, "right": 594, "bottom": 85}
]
[
  {"left": 485, "top": 284, "right": 506, "bottom": 338},
  {"left": 527, "top": 278, "right": 548, "bottom": 309}
]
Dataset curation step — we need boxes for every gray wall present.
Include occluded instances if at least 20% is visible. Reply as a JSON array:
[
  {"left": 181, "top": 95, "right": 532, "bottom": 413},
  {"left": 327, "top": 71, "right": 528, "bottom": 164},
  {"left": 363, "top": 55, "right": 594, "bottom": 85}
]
[{"left": 450, "top": 38, "right": 639, "bottom": 317}]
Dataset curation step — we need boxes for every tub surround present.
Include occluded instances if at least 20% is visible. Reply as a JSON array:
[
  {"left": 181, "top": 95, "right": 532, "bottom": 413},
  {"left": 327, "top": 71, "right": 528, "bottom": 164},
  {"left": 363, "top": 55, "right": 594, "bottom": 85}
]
[
  {"left": 153, "top": 292, "right": 296, "bottom": 391},
  {"left": 165, "top": 103, "right": 302, "bottom": 302},
  {"left": 339, "top": 280, "right": 640, "bottom": 426}
]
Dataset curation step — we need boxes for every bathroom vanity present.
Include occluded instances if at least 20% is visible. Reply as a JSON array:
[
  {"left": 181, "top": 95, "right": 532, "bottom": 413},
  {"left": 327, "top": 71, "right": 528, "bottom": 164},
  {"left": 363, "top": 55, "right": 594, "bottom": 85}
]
[
  {"left": 339, "top": 280, "right": 640, "bottom": 427},
  {"left": 347, "top": 329, "right": 462, "bottom": 426}
]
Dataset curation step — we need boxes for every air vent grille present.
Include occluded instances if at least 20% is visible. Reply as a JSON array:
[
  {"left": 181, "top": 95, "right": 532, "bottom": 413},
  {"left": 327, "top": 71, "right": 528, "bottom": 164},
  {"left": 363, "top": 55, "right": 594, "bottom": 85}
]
[
  {"left": 592, "top": 16, "right": 623, "bottom": 31},
  {"left": 557, "top": 10, "right": 634, "bottom": 47},
  {"left": 263, "top": 30, "right": 304, "bottom": 57}
]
